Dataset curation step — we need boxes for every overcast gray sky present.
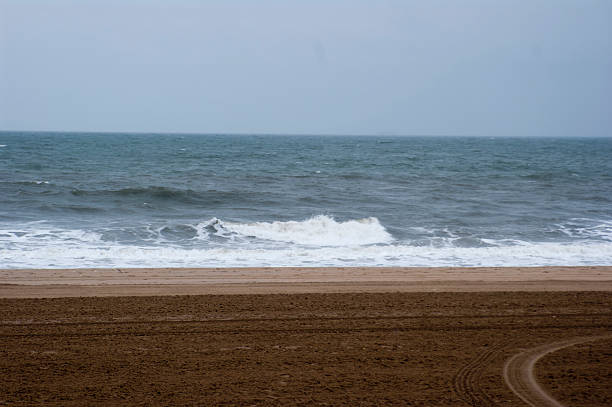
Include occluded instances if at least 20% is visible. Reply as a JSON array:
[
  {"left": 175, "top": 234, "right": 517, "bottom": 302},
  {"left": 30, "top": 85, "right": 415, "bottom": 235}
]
[{"left": 1, "top": 0, "right": 610, "bottom": 136}]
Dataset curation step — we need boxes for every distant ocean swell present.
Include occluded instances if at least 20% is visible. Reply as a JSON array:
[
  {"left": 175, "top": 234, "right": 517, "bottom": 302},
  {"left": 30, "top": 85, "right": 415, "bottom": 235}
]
[
  {"left": 1, "top": 215, "right": 611, "bottom": 268},
  {"left": 5, "top": 184, "right": 254, "bottom": 203}
]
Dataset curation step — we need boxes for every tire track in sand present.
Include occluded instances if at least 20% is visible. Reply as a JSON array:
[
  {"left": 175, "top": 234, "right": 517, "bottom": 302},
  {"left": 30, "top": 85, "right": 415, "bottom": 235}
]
[
  {"left": 503, "top": 334, "right": 612, "bottom": 407},
  {"left": 453, "top": 342, "right": 508, "bottom": 406}
]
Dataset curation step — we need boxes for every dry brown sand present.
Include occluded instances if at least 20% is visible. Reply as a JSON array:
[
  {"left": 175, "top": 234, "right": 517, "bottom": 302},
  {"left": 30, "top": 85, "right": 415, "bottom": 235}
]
[{"left": 1, "top": 267, "right": 611, "bottom": 406}]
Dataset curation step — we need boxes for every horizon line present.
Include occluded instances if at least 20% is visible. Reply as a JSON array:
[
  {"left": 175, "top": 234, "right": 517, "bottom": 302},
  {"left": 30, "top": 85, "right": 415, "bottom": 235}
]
[{"left": 1, "top": 129, "right": 610, "bottom": 138}]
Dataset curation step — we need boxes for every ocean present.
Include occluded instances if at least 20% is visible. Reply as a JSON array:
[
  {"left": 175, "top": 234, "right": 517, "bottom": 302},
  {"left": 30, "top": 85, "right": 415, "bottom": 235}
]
[{"left": 1, "top": 132, "right": 611, "bottom": 269}]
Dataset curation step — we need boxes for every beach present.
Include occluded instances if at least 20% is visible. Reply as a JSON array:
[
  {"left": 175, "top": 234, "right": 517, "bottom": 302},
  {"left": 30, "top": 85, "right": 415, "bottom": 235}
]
[
  {"left": 3, "top": 1, "right": 612, "bottom": 405},
  {"left": 1, "top": 267, "right": 611, "bottom": 406}
]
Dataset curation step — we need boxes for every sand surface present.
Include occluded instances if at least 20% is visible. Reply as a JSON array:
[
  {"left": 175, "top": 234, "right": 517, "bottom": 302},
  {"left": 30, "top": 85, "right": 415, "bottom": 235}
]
[
  {"left": 1, "top": 291, "right": 610, "bottom": 406},
  {"left": 1, "top": 267, "right": 611, "bottom": 406},
  {"left": 1, "top": 266, "right": 612, "bottom": 297}
]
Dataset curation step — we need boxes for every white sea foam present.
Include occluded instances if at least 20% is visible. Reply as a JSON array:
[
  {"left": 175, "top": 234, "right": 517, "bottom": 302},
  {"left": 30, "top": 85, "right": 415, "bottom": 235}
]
[
  {"left": 2, "top": 217, "right": 612, "bottom": 269},
  {"left": 1, "top": 240, "right": 611, "bottom": 269},
  {"left": 0, "top": 227, "right": 101, "bottom": 242},
  {"left": 220, "top": 215, "right": 393, "bottom": 246},
  {"left": 555, "top": 218, "right": 612, "bottom": 241}
]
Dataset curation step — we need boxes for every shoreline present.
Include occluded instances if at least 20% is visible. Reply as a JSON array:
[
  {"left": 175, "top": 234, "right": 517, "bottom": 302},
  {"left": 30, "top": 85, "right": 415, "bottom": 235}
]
[{"left": 2, "top": 266, "right": 611, "bottom": 297}]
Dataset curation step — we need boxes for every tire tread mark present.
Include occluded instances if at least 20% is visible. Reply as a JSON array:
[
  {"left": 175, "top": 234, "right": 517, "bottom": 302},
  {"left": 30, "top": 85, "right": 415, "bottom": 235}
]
[
  {"left": 453, "top": 342, "right": 508, "bottom": 406},
  {"left": 503, "top": 334, "right": 612, "bottom": 407}
]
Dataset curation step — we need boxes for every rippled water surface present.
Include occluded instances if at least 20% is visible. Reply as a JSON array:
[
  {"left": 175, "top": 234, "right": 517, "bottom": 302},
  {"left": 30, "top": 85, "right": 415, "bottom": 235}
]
[{"left": 1, "top": 132, "right": 611, "bottom": 268}]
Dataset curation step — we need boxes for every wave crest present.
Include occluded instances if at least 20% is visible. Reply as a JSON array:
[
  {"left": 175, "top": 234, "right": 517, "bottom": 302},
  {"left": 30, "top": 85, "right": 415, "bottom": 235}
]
[
  {"left": 214, "top": 215, "right": 393, "bottom": 246},
  {"left": 70, "top": 186, "right": 199, "bottom": 199}
]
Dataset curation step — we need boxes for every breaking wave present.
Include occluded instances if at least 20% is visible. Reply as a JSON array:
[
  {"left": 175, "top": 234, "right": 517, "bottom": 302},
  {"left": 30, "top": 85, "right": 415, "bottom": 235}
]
[
  {"left": 219, "top": 215, "right": 393, "bottom": 246},
  {"left": 1, "top": 216, "right": 612, "bottom": 268}
]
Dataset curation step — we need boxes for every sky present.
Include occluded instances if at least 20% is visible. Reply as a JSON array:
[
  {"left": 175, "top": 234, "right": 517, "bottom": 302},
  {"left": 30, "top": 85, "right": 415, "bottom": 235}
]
[{"left": 0, "top": 0, "right": 611, "bottom": 136}]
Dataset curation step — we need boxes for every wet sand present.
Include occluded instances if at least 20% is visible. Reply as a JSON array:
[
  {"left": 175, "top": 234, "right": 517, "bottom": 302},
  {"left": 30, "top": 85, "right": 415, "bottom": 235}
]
[
  {"left": 1, "top": 267, "right": 611, "bottom": 406},
  {"left": 1, "top": 266, "right": 611, "bottom": 297}
]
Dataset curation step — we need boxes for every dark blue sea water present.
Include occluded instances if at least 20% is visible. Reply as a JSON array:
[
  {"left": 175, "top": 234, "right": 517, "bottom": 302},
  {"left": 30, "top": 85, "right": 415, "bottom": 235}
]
[{"left": 1, "top": 132, "right": 611, "bottom": 268}]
